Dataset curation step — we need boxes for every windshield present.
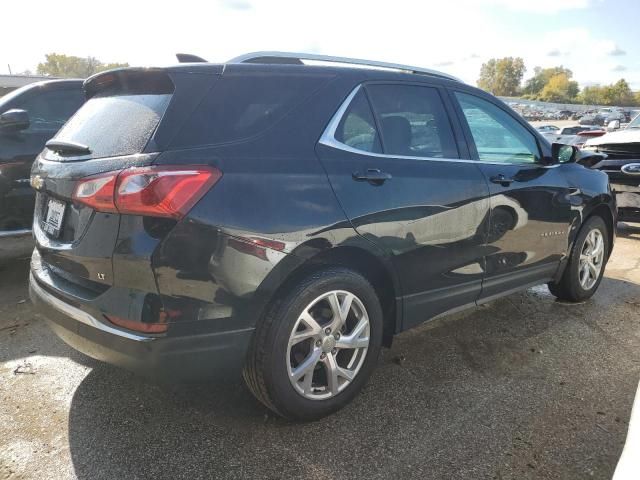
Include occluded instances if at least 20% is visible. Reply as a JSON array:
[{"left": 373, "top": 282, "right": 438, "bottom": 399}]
[
  {"left": 627, "top": 114, "right": 640, "bottom": 129},
  {"left": 0, "top": 83, "right": 37, "bottom": 112}
]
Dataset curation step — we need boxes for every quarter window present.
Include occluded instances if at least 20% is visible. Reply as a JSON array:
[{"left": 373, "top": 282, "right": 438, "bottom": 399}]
[
  {"left": 334, "top": 89, "right": 381, "bottom": 153},
  {"left": 366, "top": 84, "right": 459, "bottom": 159},
  {"left": 173, "top": 72, "right": 332, "bottom": 148},
  {"left": 455, "top": 92, "right": 540, "bottom": 164}
]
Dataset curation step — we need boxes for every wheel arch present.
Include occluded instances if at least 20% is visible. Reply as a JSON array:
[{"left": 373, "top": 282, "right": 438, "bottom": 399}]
[
  {"left": 254, "top": 243, "right": 401, "bottom": 347},
  {"left": 584, "top": 201, "right": 616, "bottom": 258},
  {"left": 554, "top": 198, "right": 615, "bottom": 284}
]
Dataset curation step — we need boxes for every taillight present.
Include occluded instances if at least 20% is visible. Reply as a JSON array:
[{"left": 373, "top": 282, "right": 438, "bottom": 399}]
[
  {"left": 73, "top": 166, "right": 221, "bottom": 219},
  {"left": 72, "top": 173, "right": 118, "bottom": 213}
]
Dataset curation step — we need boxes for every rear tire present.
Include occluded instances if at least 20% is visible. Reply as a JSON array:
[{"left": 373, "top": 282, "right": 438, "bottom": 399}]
[
  {"left": 548, "top": 216, "right": 609, "bottom": 302},
  {"left": 243, "top": 267, "right": 383, "bottom": 421}
]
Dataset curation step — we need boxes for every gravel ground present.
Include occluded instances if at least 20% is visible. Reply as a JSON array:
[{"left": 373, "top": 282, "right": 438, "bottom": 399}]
[{"left": 1, "top": 223, "right": 639, "bottom": 480}]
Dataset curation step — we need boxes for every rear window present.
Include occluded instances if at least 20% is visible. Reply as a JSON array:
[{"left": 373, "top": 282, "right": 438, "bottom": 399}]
[
  {"left": 49, "top": 93, "right": 171, "bottom": 159},
  {"left": 171, "top": 72, "right": 332, "bottom": 148},
  {"left": 45, "top": 71, "right": 174, "bottom": 160}
]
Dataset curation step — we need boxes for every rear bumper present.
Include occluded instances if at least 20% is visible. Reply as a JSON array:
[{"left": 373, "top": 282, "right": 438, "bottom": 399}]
[
  {"left": 29, "top": 271, "right": 254, "bottom": 382},
  {"left": 618, "top": 207, "right": 640, "bottom": 222},
  {"left": 610, "top": 184, "right": 640, "bottom": 222}
]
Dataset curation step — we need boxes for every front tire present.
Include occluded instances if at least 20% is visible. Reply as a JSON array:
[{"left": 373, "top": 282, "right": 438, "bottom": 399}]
[
  {"left": 243, "top": 267, "right": 383, "bottom": 421},
  {"left": 548, "top": 216, "right": 609, "bottom": 302}
]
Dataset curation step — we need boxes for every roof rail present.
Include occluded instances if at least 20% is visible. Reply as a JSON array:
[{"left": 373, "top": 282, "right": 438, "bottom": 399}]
[{"left": 226, "top": 51, "right": 461, "bottom": 82}]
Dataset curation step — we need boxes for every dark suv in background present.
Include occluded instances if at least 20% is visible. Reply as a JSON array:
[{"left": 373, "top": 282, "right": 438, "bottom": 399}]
[
  {"left": 29, "top": 52, "right": 615, "bottom": 420},
  {"left": 0, "top": 79, "right": 84, "bottom": 262}
]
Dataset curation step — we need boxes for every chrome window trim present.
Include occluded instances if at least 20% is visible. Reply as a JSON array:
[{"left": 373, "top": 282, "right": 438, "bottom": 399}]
[
  {"left": 318, "top": 85, "right": 559, "bottom": 169},
  {"left": 319, "top": 85, "right": 363, "bottom": 147}
]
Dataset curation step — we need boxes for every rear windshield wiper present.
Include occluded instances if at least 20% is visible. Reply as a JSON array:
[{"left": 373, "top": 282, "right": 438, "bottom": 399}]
[{"left": 45, "top": 140, "right": 91, "bottom": 155}]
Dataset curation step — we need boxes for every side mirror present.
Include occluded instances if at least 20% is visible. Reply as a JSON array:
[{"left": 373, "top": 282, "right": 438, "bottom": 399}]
[
  {"left": 551, "top": 143, "right": 577, "bottom": 163},
  {"left": 0, "top": 109, "right": 30, "bottom": 133},
  {"left": 621, "top": 163, "right": 640, "bottom": 176},
  {"left": 607, "top": 120, "right": 621, "bottom": 131}
]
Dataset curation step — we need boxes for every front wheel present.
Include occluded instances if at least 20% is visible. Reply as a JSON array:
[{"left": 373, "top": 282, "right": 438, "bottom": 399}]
[
  {"left": 243, "top": 268, "right": 383, "bottom": 421},
  {"left": 548, "top": 216, "right": 609, "bottom": 302}
]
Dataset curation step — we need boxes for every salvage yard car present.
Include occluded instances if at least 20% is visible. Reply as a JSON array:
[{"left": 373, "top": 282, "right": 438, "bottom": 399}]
[
  {"left": 0, "top": 79, "right": 84, "bottom": 262},
  {"left": 584, "top": 113, "right": 640, "bottom": 222},
  {"left": 541, "top": 125, "right": 606, "bottom": 148},
  {"left": 29, "top": 52, "right": 616, "bottom": 420}
]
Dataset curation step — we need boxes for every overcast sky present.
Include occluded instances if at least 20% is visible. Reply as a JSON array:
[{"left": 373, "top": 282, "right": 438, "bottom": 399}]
[{"left": 3, "top": 0, "right": 639, "bottom": 88}]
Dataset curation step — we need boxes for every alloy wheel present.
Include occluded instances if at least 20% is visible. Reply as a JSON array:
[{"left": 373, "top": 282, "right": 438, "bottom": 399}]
[
  {"left": 579, "top": 228, "right": 605, "bottom": 290},
  {"left": 286, "top": 290, "right": 370, "bottom": 400}
]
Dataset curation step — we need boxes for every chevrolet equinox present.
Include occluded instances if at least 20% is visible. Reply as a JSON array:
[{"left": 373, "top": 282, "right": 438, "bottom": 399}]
[{"left": 29, "top": 52, "right": 616, "bottom": 420}]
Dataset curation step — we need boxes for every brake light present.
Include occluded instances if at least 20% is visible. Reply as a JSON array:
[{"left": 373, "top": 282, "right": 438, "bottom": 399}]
[{"left": 73, "top": 166, "right": 221, "bottom": 219}]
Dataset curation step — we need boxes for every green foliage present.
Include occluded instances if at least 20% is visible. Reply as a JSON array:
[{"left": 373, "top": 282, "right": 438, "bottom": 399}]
[
  {"left": 477, "top": 57, "right": 526, "bottom": 96},
  {"left": 578, "top": 79, "right": 636, "bottom": 106},
  {"left": 36, "top": 53, "right": 129, "bottom": 78},
  {"left": 523, "top": 66, "right": 574, "bottom": 97},
  {"left": 481, "top": 60, "right": 639, "bottom": 106},
  {"left": 538, "top": 73, "right": 580, "bottom": 103}
]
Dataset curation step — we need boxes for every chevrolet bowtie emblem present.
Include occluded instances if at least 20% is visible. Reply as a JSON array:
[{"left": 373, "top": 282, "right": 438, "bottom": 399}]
[{"left": 30, "top": 175, "right": 44, "bottom": 190}]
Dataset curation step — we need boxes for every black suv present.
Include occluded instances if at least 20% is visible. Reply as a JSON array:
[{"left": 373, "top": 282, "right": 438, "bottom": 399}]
[
  {"left": 0, "top": 79, "right": 84, "bottom": 261},
  {"left": 29, "top": 53, "right": 615, "bottom": 420}
]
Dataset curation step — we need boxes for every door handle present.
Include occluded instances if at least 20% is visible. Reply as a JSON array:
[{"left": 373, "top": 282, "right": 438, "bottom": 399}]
[
  {"left": 490, "top": 174, "right": 515, "bottom": 187},
  {"left": 352, "top": 169, "right": 392, "bottom": 185}
]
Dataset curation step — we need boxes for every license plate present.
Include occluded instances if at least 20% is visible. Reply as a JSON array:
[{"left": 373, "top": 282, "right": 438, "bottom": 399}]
[{"left": 43, "top": 199, "right": 66, "bottom": 237}]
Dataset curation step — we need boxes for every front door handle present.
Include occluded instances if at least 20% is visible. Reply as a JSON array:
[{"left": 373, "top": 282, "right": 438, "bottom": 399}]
[
  {"left": 490, "top": 174, "right": 515, "bottom": 187},
  {"left": 352, "top": 169, "right": 392, "bottom": 185}
]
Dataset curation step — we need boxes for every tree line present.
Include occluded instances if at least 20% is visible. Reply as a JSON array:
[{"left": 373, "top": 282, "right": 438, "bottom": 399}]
[
  {"left": 477, "top": 57, "right": 639, "bottom": 106},
  {"left": 28, "top": 53, "right": 129, "bottom": 78},
  {"left": 22, "top": 53, "right": 640, "bottom": 107}
]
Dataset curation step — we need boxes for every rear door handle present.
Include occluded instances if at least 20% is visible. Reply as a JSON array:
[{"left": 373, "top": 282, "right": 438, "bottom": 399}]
[
  {"left": 490, "top": 174, "right": 514, "bottom": 186},
  {"left": 352, "top": 169, "right": 392, "bottom": 185}
]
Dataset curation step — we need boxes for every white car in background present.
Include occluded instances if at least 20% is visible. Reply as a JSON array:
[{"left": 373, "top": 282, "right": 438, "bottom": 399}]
[
  {"left": 583, "top": 114, "right": 640, "bottom": 222},
  {"left": 541, "top": 125, "right": 606, "bottom": 147}
]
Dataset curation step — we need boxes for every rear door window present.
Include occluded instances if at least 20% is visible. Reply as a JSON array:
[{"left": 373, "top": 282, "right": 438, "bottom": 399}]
[
  {"left": 365, "top": 84, "right": 459, "bottom": 159},
  {"left": 172, "top": 72, "right": 332, "bottom": 147}
]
